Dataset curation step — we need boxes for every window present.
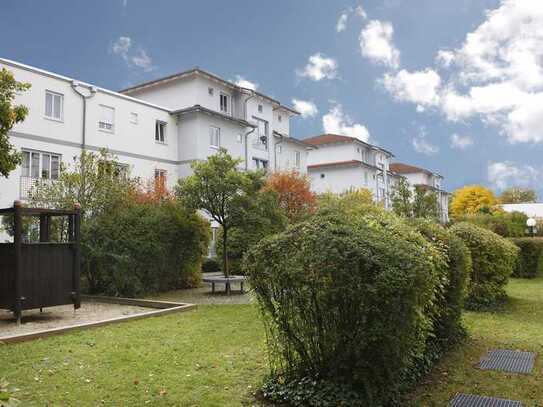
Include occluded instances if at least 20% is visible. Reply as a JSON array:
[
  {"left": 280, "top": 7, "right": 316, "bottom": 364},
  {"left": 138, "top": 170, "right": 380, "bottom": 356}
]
[
  {"left": 45, "top": 90, "right": 63, "bottom": 121},
  {"left": 320, "top": 173, "right": 325, "bottom": 179},
  {"left": 295, "top": 151, "right": 301, "bottom": 167},
  {"left": 253, "top": 158, "right": 268, "bottom": 170},
  {"left": 236, "top": 134, "right": 243, "bottom": 143},
  {"left": 98, "top": 105, "right": 115, "bottom": 133},
  {"left": 130, "top": 112, "right": 138, "bottom": 124},
  {"left": 277, "top": 145, "right": 282, "bottom": 154},
  {"left": 208, "top": 87, "right": 214, "bottom": 96},
  {"left": 253, "top": 117, "right": 269, "bottom": 150},
  {"left": 154, "top": 169, "right": 167, "bottom": 186},
  {"left": 258, "top": 104, "right": 263, "bottom": 113},
  {"left": 364, "top": 171, "right": 369, "bottom": 185},
  {"left": 220, "top": 93, "right": 229, "bottom": 113},
  {"left": 209, "top": 126, "right": 220, "bottom": 148},
  {"left": 21, "top": 150, "right": 61, "bottom": 180},
  {"left": 278, "top": 114, "right": 282, "bottom": 122},
  {"left": 155, "top": 121, "right": 167, "bottom": 143}
]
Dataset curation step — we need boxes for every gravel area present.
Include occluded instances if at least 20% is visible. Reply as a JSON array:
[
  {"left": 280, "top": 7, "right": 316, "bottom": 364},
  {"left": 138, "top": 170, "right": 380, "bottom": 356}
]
[{"left": 0, "top": 302, "right": 152, "bottom": 339}]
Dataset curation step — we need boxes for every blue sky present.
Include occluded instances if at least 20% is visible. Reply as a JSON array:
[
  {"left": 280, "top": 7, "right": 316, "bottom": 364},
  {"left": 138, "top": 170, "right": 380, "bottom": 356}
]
[{"left": 2, "top": 0, "right": 543, "bottom": 196}]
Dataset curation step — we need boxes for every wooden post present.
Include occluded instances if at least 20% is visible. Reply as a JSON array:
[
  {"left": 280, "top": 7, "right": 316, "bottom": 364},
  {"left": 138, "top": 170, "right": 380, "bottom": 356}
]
[
  {"left": 13, "top": 200, "right": 22, "bottom": 325},
  {"left": 72, "top": 203, "right": 81, "bottom": 310},
  {"left": 39, "top": 214, "right": 50, "bottom": 242}
]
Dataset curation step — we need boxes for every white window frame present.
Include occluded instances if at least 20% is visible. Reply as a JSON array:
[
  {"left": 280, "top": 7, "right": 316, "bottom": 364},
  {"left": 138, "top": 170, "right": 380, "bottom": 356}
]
[
  {"left": 98, "top": 104, "right": 115, "bottom": 133},
  {"left": 155, "top": 120, "right": 167, "bottom": 144},
  {"left": 154, "top": 169, "right": 167, "bottom": 185},
  {"left": 295, "top": 151, "right": 301, "bottom": 168},
  {"left": 130, "top": 112, "right": 138, "bottom": 124},
  {"left": 210, "top": 126, "right": 220, "bottom": 149},
  {"left": 21, "top": 149, "right": 61, "bottom": 180},
  {"left": 44, "top": 90, "right": 64, "bottom": 122},
  {"left": 219, "top": 92, "right": 230, "bottom": 114}
]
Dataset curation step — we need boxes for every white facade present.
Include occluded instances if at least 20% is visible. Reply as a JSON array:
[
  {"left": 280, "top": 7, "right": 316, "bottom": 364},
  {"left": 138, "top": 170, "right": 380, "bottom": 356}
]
[
  {"left": 0, "top": 58, "right": 308, "bottom": 211},
  {"left": 305, "top": 135, "right": 394, "bottom": 207}
]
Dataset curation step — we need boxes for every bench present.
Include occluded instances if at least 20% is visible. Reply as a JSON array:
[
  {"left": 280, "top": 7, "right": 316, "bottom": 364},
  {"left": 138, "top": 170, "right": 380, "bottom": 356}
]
[{"left": 202, "top": 275, "right": 246, "bottom": 295}]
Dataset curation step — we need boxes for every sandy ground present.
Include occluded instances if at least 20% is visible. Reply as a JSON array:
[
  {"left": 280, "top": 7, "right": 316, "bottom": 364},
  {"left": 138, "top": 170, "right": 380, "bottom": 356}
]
[{"left": 0, "top": 302, "right": 152, "bottom": 339}]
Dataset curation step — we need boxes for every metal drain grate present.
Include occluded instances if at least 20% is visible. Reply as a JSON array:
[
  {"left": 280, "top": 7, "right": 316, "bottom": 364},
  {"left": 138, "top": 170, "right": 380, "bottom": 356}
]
[
  {"left": 449, "top": 393, "right": 523, "bottom": 407},
  {"left": 479, "top": 349, "right": 536, "bottom": 374}
]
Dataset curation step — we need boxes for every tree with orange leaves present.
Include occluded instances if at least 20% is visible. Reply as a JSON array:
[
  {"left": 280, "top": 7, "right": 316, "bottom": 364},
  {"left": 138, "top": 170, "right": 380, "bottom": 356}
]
[
  {"left": 134, "top": 175, "right": 173, "bottom": 204},
  {"left": 264, "top": 170, "right": 317, "bottom": 222}
]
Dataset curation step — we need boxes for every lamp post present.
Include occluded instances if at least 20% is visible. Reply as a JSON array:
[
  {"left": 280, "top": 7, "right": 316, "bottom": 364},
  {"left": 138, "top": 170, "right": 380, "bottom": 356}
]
[{"left": 527, "top": 218, "right": 537, "bottom": 237}]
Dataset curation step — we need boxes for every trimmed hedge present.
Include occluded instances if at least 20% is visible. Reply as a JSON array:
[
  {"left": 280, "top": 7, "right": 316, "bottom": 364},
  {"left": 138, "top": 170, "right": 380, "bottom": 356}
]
[
  {"left": 451, "top": 222, "right": 519, "bottom": 310},
  {"left": 245, "top": 212, "right": 446, "bottom": 406},
  {"left": 82, "top": 201, "right": 210, "bottom": 297},
  {"left": 411, "top": 220, "right": 471, "bottom": 348},
  {"left": 510, "top": 238, "right": 543, "bottom": 278},
  {"left": 202, "top": 257, "right": 221, "bottom": 274}
]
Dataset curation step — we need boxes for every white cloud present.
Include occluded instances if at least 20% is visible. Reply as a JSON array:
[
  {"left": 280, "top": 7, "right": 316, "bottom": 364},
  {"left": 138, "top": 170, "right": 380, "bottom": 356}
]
[
  {"left": 110, "top": 36, "right": 155, "bottom": 72},
  {"left": 111, "top": 36, "right": 131, "bottom": 58},
  {"left": 292, "top": 99, "right": 318, "bottom": 118},
  {"left": 355, "top": 5, "right": 367, "bottom": 19},
  {"left": 435, "top": 50, "right": 455, "bottom": 68},
  {"left": 450, "top": 133, "right": 474, "bottom": 149},
  {"left": 359, "top": 20, "right": 400, "bottom": 69},
  {"left": 233, "top": 75, "right": 258, "bottom": 90},
  {"left": 412, "top": 128, "right": 439, "bottom": 155},
  {"left": 382, "top": 69, "right": 441, "bottom": 107},
  {"left": 296, "top": 53, "right": 338, "bottom": 81},
  {"left": 488, "top": 161, "right": 540, "bottom": 190},
  {"left": 336, "top": 13, "right": 349, "bottom": 32},
  {"left": 322, "top": 103, "right": 370, "bottom": 142}
]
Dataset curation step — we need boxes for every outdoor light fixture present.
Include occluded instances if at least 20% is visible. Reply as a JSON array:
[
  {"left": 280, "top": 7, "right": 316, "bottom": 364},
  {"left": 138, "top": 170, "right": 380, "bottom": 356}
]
[{"left": 527, "top": 218, "right": 537, "bottom": 237}]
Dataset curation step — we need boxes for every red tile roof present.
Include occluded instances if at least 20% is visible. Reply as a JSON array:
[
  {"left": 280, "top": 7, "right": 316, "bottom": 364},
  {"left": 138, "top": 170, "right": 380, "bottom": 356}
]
[
  {"left": 389, "top": 163, "right": 434, "bottom": 176},
  {"left": 307, "top": 160, "right": 363, "bottom": 170},
  {"left": 304, "top": 134, "right": 359, "bottom": 146}
]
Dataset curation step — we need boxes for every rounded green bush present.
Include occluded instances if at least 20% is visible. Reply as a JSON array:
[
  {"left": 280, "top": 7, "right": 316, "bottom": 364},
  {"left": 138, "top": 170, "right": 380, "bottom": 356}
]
[
  {"left": 411, "top": 220, "right": 471, "bottom": 347},
  {"left": 510, "top": 237, "right": 543, "bottom": 278},
  {"left": 245, "top": 212, "right": 445, "bottom": 406},
  {"left": 202, "top": 257, "right": 221, "bottom": 274},
  {"left": 450, "top": 222, "right": 519, "bottom": 310}
]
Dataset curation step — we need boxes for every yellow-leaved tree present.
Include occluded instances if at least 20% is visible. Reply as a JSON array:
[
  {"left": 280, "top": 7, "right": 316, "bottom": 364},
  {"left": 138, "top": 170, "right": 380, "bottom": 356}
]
[{"left": 450, "top": 185, "right": 497, "bottom": 217}]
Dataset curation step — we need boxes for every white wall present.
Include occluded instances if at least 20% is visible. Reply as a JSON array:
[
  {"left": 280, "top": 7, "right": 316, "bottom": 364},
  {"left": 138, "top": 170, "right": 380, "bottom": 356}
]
[
  {"left": 309, "top": 165, "right": 368, "bottom": 194},
  {"left": 275, "top": 139, "right": 308, "bottom": 174}
]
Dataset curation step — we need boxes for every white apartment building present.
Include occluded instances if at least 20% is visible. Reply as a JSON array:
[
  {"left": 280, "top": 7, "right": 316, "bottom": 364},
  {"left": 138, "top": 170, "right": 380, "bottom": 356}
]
[
  {"left": 305, "top": 134, "right": 395, "bottom": 208},
  {"left": 0, "top": 58, "right": 311, "bottom": 211},
  {"left": 389, "top": 163, "right": 449, "bottom": 223}
]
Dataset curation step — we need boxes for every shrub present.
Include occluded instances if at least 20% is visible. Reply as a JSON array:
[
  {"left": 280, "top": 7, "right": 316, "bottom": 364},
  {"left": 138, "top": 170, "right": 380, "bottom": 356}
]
[
  {"left": 452, "top": 211, "right": 527, "bottom": 238},
  {"left": 245, "top": 212, "right": 446, "bottom": 406},
  {"left": 82, "top": 201, "right": 210, "bottom": 297},
  {"left": 202, "top": 257, "right": 221, "bottom": 274},
  {"left": 451, "top": 222, "right": 519, "bottom": 310},
  {"left": 510, "top": 238, "right": 543, "bottom": 278},
  {"left": 410, "top": 220, "right": 471, "bottom": 348}
]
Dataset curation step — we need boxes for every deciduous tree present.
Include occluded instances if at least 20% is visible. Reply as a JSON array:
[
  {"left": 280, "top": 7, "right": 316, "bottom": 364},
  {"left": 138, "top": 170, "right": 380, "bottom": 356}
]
[
  {"left": 0, "top": 68, "right": 30, "bottom": 178},
  {"left": 450, "top": 185, "right": 497, "bottom": 217},
  {"left": 263, "top": 170, "right": 316, "bottom": 222},
  {"left": 499, "top": 187, "right": 537, "bottom": 204}
]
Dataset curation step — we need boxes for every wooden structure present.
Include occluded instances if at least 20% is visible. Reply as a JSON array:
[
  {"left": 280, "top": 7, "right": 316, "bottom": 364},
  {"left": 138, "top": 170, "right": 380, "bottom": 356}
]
[{"left": 0, "top": 201, "right": 81, "bottom": 324}]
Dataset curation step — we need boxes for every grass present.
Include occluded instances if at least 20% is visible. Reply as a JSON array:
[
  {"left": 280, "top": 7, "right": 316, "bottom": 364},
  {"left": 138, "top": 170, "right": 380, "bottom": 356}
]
[
  {"left": 3, "top": 277, "right": 543, "bottom": 406},
  {"left": 408, "top": 277, "right": 543, "bottom": 406},
  {"left": 0, "top": 305, "right": 267, "bottom": 406}
]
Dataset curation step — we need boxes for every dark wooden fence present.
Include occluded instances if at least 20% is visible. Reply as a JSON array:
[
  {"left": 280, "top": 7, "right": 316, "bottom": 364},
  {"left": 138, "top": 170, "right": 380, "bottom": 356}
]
[{"left": 0, "top": 201, "right": 81, "bottom": 324}]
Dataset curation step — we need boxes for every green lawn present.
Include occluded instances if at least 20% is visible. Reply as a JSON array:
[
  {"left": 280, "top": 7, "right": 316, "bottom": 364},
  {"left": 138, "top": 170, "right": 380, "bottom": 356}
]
[
  {"left": 3, "top": 278, "right": 543, "bottom": 406},
  {"left": 0, "top": 305, "right": 267, "bottom": 406},
  {"left": 408, "top": 277, "right": 543, "bottom": 406}
]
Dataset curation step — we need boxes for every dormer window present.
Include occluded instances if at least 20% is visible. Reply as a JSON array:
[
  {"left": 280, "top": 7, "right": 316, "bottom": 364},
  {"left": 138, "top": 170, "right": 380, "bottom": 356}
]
[
  {"left": 220, "top": 93, "right": 229, "bottom": 114},
  {"left": 258, "top": 104, "right": 263, "bottom": 113}
]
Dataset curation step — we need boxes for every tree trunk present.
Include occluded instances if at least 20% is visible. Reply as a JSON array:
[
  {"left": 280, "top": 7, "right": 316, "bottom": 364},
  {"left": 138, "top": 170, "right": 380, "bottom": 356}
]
[{"left": 222, "top": 226, "right": 229, "bottom": 278}]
